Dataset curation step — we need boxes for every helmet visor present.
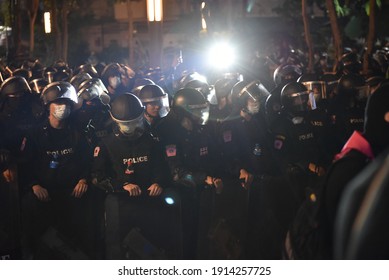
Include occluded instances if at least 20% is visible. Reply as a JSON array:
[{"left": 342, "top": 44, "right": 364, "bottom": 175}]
[
  {"left": 111, "top": 111, "right": 145, "bottom": 137},
  {"left": 289, "top": 91, "right": 315, "bottom": 112},
  {"left": 302, "top": 81, "right": 327, "bottom": 102},
  {"left": 78, "top": 78, "right": 110, "bottom": 105},
  {"left": 188, "top": 103, "right": 210, "bottom": 125},
  {"left": 145, "top": 94, "right": 170, "bottom": 118}
]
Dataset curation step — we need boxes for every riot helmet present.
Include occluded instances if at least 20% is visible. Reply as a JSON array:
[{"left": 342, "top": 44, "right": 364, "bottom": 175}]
[
  {"left": 321, "top": 73, "right": 340, "bottom": 99},
  {"left": 185, "top": 79, "right": 216, "bottom": 105},
  {"left": 273, "top": 64, "right": 303, "bottom": 87},
  {"left": 43, "top": 66, "right": 57, "bottom": 83},
  {"left": 95, "top": 62, "right": 106, "bottom": 77},
  {"left": 53, "top": 69, "right": 71, "bottom": 82},
  {"left": 0, "top": 76, "right": 32, "bottom": 98},
  {"left": 173, "top": 88, "right": 210, "bottom": 126},
  {"left": 366, "top": 75, "right": 386, "bottom": 95},
  {"left": 29, "top": 78, "right": 48, "bottom": 95},
  {"left": 230, "top": 80, "right": 270, "bottom": 115},
  {"left": 70, "top": 72, "right": 93, "bottom": 93},
  {"left": 132, "top": 78, "right": 155, "bottom": 92},
  {"left": 109, "top": 93, "right": 145, "bottom": 138},
  {"left": 0, "top": 76, "right": 32, "bottom": 113},
  {"left": 24, "top": 59, "right": 44, "bottom": 80},
  {"left": 78, "top": 78, "right": 110, "bottom": 106},
  {"left": 214, "top": 78, "right": 238, "bottom": 100},
  {"left": 41, "top": 81, "right": 78, "bottom": 121},
  {"left": 12, "top": 68, "right": 32, "bottom": 80},
  {"left": 281, "top": 82, "right": 316, "bottom": 114},
  {"left": 73, "top": 64, "right": 99, "bottom": 78},
  {"left": 41, "top": 81, "right": 78, "bottom": 106},
  {"left": 101, "top": 63, "right": 122, "bottom": 90},
  {"left": 177, "top": 72, "right": 216, "bottom": 104},
  {"left": 120, "top": 64, "right": 136, "bottom": 90},
  {"left": 265, "top": 91, "right": 282, "bottom": 127},
  {"left": 337, "top": 73, "right": 369, "bottom": 108},
  {"left": 138, "top": 84, "right": 170, "bottom": 119},
  {"left": 340, "top": 51, "right": 362, "bottom": 75},
  {"left": 53, "top": 59, "right": 69, "bottom": 70},
  {"left": 297, "top": 73, "right": 327, "bottom": 105}
]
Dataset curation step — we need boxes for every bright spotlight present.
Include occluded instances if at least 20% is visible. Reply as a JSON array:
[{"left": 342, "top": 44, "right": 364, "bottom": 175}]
[{"left": 208, "top": 43, "right": 236, "bottom": 69}]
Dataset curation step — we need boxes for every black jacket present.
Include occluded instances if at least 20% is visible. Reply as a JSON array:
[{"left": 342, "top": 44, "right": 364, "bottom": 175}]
[
  {"left": 21, "top": 119, "right": 91, "bottom": 192},
  {"left": 92, "top": 126, "right": 170, "bottom": 192}
]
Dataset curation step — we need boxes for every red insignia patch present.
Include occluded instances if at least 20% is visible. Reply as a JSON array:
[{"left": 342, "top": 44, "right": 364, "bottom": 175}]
[
  {"left": 94, "top": 146, "right": 100, "bottom": 157},
  {"left": 166, "top": 145, "right": 176, "bottom": 157}
]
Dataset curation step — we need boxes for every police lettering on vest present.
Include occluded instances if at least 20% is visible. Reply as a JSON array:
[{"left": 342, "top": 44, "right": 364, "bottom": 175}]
[
  {"left": 123, "top": 156, "right": 148, "bottom": 165},
  {"left": 46, "top": 148, "right": 74, "bottom": 156}
]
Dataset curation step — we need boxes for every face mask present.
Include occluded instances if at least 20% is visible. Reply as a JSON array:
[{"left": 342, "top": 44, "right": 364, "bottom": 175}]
[
  {"left": 52, "top": 104, "right": 71, "bottom": 120},
  {"left": 118, "top": 122, "right": 134, "bottom": 134},
  {"left": 117, "top": 122, "right": 145, "bottom": 139},
  {"left": 108, "top": 76, "right": 121, "bottom": 89},
  {"left": 247, "top": 102, "right": 260, "bottom": 115}
]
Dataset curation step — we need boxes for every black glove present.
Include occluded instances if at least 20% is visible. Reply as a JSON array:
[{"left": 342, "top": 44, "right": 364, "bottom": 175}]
[{"left": 91, "top": 176, "right": 114, "bottom": 193}]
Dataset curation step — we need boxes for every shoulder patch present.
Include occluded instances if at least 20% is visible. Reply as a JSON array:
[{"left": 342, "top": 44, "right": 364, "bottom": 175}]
[
  {"left": 94, "top": 146, "right": 100, "bottom": 157},
  {"left": 274, "top": 135, "right": 285, "bottom": 150},
  {"left": 166, "top": 145, "right": 176, "bottom": 157}
]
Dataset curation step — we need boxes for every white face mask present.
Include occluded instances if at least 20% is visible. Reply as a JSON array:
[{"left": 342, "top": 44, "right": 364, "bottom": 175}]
[
  {"left": 52, "top": 104, "right": 71, "bottom": 120},
  {"left": 108, "top": 76, "right": 121, "bottom": 89},
  {"left": 118, "top": 122, "right": 134, "bottom": 134},
  {"left": 247, "top": 102, "right": 260, "bottom": 115}
]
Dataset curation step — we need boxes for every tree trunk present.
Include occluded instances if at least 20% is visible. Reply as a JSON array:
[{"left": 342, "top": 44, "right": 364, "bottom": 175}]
[
  {"left": 127, "top": 0, "right": 134, "bottom": 66},
  {"left": 51, "top": 0, "right": 62, "bottom": 61},
  {"left": 28, "top": 0, "right": 39, "bottom": 57},
  {"left": 62, "top": 7, "right": 69, "bottom": 61},
  {"left": 302, "top": 0, "right": 314, "bottom": 73},
  {"left": 13, "top": 0, "right": 23, "bottom": 59},
  {"left": 325, "top": 0, "right": 343, "bottom": 72},
  {"left": 363, "top": 0, "right": 376, "bottom": 76}
]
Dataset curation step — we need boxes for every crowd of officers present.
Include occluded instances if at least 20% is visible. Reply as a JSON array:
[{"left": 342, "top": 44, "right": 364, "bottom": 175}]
[{"left": 0, "top": 45, "right": 389, "bottom": 260}]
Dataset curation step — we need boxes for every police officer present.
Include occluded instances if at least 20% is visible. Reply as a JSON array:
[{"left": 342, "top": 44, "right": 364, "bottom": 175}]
[
  {"left": 298, "top": 73, "right": 337, "bottom": 163},
  {"left": 91, "top": 93, "right": 172, "bottom": 259},
  {"left": 0, "top": 76, "right": 41, "bottom": 166},
  {"left": 70, "top": 77, "right": 114, "bottom": 259},
  {"left": 271, "top": 82, "right": 327, "bottom": 204},
  {"left": 226, "top": 80, "right": 292, "bottom": 259},
  {"left": 209, "top": 77, "right": 237, "bottom": 124},
  {"left": 100, "top": 63, "right": 126, "bottom": 101},
  {"left": 321, "top": 83, "right": 389, "bottom": 259},
  {"left": 20, "top": 81, "right": 91, "bottom": 259},
  {"left": 137, "top": 84, "right": 170, "bottom": 133},
  {"left": 331, "top": 73, "right": 368, "bottom": 151},
  {"left": 154, "top": 88, "right": 223, "bottom": 259},
  {"left": 266, "top": 64, "right": 303, "bottom": 129},
  {"left": 0, "top": 76, "right": 42, "bottom": 259},
  {"left": 72, "top": 77, "right": 113, "bottom": 148}
]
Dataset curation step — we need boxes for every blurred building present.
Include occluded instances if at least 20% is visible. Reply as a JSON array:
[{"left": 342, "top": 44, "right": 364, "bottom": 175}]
[{"left": 79, "top": 0, "right": 324, "bottom": 67}]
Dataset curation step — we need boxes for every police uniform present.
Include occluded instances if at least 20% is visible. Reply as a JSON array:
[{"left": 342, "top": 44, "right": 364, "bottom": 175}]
[
  {"left": 155, "top": 110, "right": 221, "bottom": 259},
  {"left": 21, "top": 119, "right": 91, "bottom": 258},
  {"left": 272, "top": 112, "right": 326, "bottom": 203},
  {"left": 73, "top": 104, "right": 113, "bottom": 148},
  {"left": 307, "top": 107, "right": 338, "bottom": 165},
  {"left": 0, "top": 92, "right": 41, "bottom": 259},
  {"left": 92, "top": 125, "right": 173, "bottom": 259}
]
